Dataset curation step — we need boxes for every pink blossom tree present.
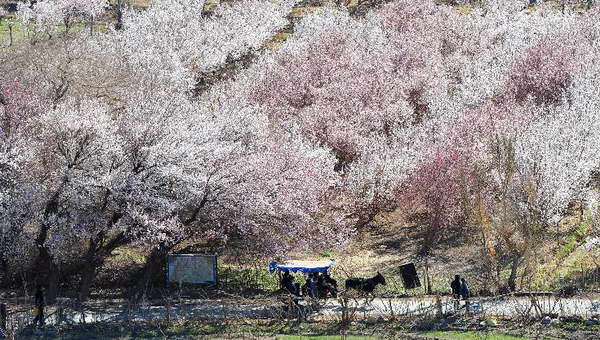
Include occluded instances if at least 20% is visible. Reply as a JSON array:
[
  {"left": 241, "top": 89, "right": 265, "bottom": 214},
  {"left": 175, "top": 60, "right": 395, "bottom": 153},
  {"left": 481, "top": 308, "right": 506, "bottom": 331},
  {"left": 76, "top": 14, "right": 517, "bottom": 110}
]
[
  {"left": 505, "top": 35, "right": 594, "bottom": 106},
  {"left": 238, "top": 2, "right": 462, "bottom": 231}
]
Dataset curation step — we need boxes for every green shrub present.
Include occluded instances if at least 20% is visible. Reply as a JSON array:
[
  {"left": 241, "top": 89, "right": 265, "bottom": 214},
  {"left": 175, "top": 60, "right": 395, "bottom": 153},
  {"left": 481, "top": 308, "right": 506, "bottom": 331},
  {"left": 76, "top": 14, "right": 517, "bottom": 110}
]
[
  {"left": 556, "top": 223, "right": 589, "bottom": 260},
  {"left": 219, "top": 265, "right": 279, "bottom": 291}
]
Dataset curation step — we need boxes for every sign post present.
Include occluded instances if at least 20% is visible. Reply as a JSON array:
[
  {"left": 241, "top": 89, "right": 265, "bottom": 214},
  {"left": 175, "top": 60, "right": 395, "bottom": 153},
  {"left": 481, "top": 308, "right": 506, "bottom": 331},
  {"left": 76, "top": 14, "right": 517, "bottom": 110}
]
[{"left": 399, "top": 263, "right": 421, "bottom": 290}]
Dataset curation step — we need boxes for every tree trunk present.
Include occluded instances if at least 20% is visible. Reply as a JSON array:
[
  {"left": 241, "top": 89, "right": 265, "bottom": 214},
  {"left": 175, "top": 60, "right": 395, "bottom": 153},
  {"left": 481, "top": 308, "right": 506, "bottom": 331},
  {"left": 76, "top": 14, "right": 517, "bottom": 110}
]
[
  {"left": 0, "top": 303, "right": 6, "bottom": 331},
  {"left": 130, "top": 248, "right": 168, "bottom": 303},
  {"left": 90, "top": 15, "right": 94, "bottom": 36},
  {"left": 507, "top": 255, "right": 521, "bottom": 292},
  {"left": 46, "top": 262, "right": 60, "bottom": 305},
  {"left": 115, "top": 0, "right": 124, "bottom": 30},
  {"left": 78, "top": 262, "right": 98, "bottom": 303},
  {"left": 427, "top": 270, "right": 432, "bottom": 294},
  {"left": 8, "top": 24, "right": 13, "bottom": 47},
  {"left": 0, "top": 257, "right": 7, "bottom": 280},
  {"left": 33, "top": 187, "right": 64, "bottom": 304},
  {"left": 354, "top": 208, "right": 380, "bottom": 230},
  {"left": 78, "top": 237, "right": 100, "bottom": 303},
  {"left": 63, "top": 18, "right": 71, "bottom": 36},
  {"left": 78, "top": 230, "right": 126, "bottom": 303},
  {"left": 35, "top": 245, "right": 60, "bottom": 304},
  {"left": 424, "top": 258, "right": 432, "bottom": 295}
]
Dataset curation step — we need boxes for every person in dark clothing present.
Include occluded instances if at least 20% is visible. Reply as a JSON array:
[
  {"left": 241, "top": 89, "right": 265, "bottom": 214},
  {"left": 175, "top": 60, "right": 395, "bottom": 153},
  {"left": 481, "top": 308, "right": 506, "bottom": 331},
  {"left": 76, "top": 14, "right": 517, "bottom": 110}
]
[
  {"left": 301, "top": 274, "right": 311, "bottom": 297},
  {"left": 302, "top": 273, "right": 319, "bottom": 299},
  {"left": 450, "top": 275, "right": 461, "bottom": 298},
  {"left": 323, "top": 272, "right": 337, "bottom": 297},
  {"left": 281, "top": 270, "right": 292, "bottom": 286},
  {"left": 316, "top": 272, "right": 324, "bottom": 287},
  {"left": 322, "top": 271, "right": 337, "bottom": 289},
  {"left": 460, "top": 278, "right": 470, "bottom": 300},
  {"left": 281, "top": 270, "right": 299, "bottom": 296},
  {"left": 33, "top": 286, "right": 45, "bottom": 327},
  {"left": 320, "top": 271, "right": 338, "bottom": 298},
  {"left": 460, "top": 278, "right": 471, "bottom": 311},
  {"left": 450, "top": 275, "right": 461, "bottom": 310},
  {"left": 309, "top": 273, "right": 319, "bottom": 299}
]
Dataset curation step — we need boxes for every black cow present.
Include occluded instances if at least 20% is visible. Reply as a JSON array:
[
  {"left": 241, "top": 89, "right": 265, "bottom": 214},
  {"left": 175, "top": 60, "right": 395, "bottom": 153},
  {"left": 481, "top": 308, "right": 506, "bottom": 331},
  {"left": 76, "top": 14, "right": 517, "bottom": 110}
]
[{"left": 345, "top": 272, "right": 386, "bottom": 293}]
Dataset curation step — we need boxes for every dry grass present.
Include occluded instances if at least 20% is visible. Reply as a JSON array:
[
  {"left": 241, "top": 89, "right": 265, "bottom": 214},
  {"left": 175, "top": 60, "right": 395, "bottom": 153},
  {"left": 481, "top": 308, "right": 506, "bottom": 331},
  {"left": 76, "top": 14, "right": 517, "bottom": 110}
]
[
  {"left": 106, "top": 0, "right": 151, "bottom": 8},
  {"left": 288, "top": 6, "right": 322, "bottom": 19},
  {"left": 263, "top": 31, "right": 290, "bottom": 51},
  {"left": 456, "top": 5, "right": 473, "bottom": 14},
  {"left": 347, "top": 0, "right": 360, "bottom": 8},
  {"left": 203, "top": 0, "right": 222, "bottom": 13}
]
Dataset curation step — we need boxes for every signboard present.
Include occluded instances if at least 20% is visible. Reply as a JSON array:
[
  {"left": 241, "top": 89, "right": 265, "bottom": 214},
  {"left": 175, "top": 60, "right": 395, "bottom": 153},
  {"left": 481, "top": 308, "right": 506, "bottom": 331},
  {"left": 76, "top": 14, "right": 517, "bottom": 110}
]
[
  {"left": 166, "top": 254, "right": 217, "bottom": 284},
  {"left": 399, "top": 263, "right": 421, "bottom": 289}
]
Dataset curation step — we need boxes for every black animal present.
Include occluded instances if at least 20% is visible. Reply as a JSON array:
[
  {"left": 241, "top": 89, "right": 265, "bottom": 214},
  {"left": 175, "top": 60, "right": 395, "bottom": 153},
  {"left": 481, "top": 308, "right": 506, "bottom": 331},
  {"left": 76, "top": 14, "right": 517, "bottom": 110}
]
[{"left": 345, "top": 272, "right": 386, "bottom": 293}]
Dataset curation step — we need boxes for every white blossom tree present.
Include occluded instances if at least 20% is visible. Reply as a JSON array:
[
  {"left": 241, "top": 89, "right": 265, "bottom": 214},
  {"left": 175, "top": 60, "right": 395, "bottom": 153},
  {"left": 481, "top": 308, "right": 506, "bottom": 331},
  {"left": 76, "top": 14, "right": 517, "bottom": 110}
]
[
  {"left": 17, "top": 0, "right": 109, "bottom": 38},
  {"left": 98, "top": 0, "right": 296, "bottom": 102}
]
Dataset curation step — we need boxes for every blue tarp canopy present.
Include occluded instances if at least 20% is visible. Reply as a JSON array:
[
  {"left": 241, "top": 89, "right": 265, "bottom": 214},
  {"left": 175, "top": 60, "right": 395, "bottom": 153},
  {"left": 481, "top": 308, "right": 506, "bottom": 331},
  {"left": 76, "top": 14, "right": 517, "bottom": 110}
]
[{"left": 269, "top": 259, "right": 336, "bottom": 274}]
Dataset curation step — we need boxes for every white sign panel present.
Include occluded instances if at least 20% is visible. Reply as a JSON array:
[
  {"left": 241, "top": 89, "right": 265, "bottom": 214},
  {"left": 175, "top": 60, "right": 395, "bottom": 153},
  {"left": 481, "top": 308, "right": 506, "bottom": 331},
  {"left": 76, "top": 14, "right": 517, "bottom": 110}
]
[{"left": 167, "top": 254, "right": 217, "bottom": 284}]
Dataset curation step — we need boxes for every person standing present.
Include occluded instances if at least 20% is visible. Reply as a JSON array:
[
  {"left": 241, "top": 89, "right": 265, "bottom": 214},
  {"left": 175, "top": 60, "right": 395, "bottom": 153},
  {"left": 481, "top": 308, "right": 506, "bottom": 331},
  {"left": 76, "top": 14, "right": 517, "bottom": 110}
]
[
  {"left": 323, "top": 271, "right": 337, "bottom": 289},
  {"left": 322, "top": 271, "right": 337, "bottom": 298},
  {"left": 460, "top": 278, "right": 471, "bottom": 312},
  {"left": 460, "top": 278, "right": 470, "bottom": 300},
  {"left": 33, "top": 285, "right": 45, "bottom": 327},
  {"left": 281, "top": 270, "right": 300, "bottom": 296},
  {"left": 450, "top": 275, "right": 461, "bottom": 310},
  {"left": 308, "top": 273, "right": 319, "bottom": 299}
]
